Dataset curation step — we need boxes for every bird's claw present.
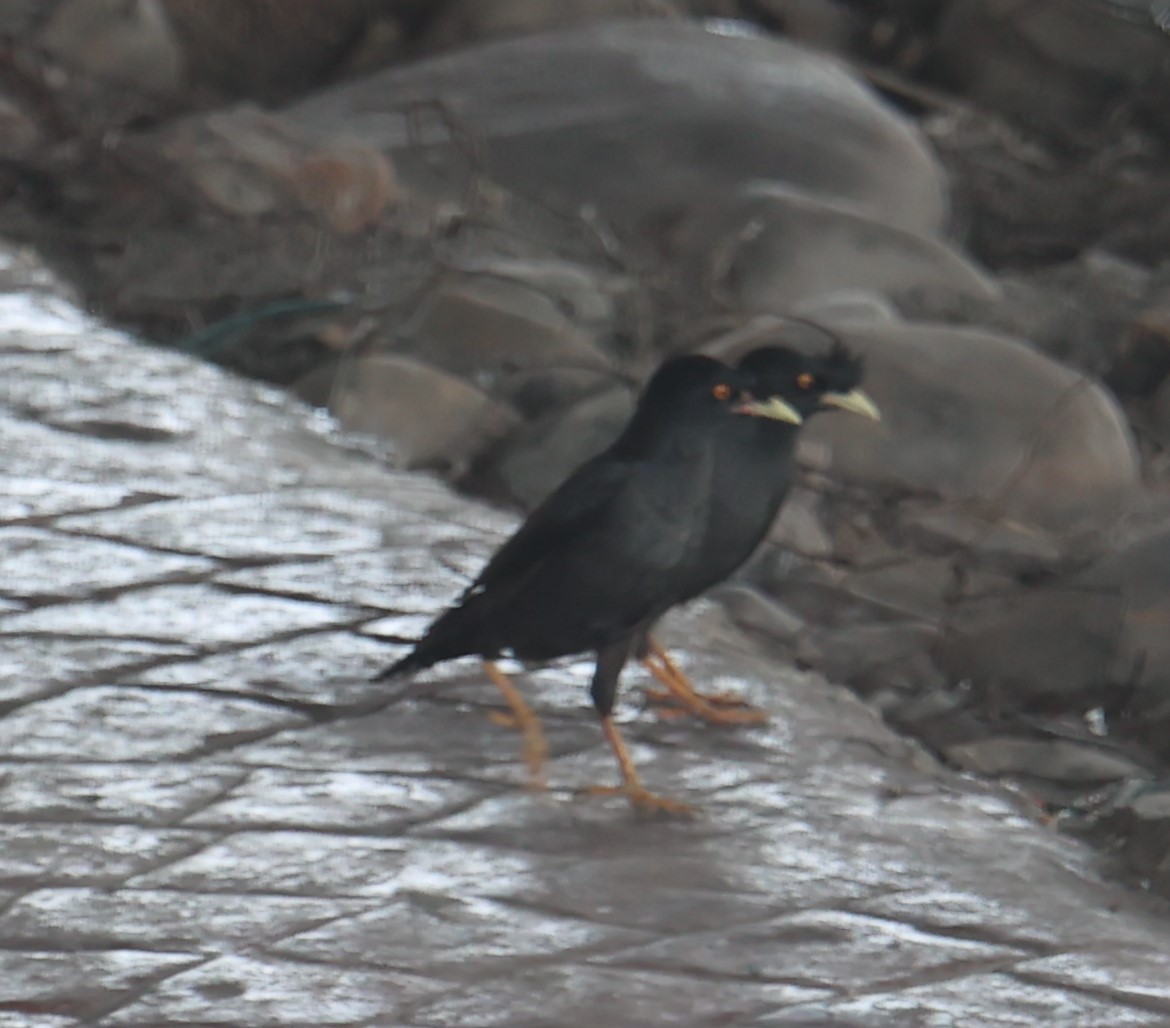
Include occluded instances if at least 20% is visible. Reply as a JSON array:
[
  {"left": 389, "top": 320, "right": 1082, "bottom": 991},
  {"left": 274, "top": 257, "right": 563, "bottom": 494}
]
[
  {"left": 584, "top": 783, "right": 695, "bottom": 816},
  {"left": 643, "top": 687, "right": 750, "bottom": 707},
  {"left": 699, "top": 689, "right": 758, "bottom": 709},
  {"left": 643, "top": 690, "right": 769, "bottom": 726},
  {"left": 639, "top": 649, "right": 768, "bottom": 726},
  {"left": 487, "top": 710, "right": 548, "bottom": 790},
  {"left": 488, "top": 710, "right": 519, "bottom": 729}
]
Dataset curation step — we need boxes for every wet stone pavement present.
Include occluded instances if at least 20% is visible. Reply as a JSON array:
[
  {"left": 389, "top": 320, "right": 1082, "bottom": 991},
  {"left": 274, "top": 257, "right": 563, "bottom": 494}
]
[{"left": 1, "top": 259, "right": 1170, "bottom": 1028}]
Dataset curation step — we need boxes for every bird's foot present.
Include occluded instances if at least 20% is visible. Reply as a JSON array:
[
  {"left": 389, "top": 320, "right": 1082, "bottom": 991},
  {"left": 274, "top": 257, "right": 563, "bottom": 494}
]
[
  {"left": 591, "top": 714, "right": 694, "bottom": 815},
  {"left": 485, "top": 708, "right": 548, "bottom": 790},
  {"left": 488, "top": 710, "right": 519, "bottom": 728},
  {"left": 643, "top": 688, "right": 769, "bottom": 726},
  {"left": 639, "top": 645, "right": 768, "bottom": 726},
  {"left": 642, "top": 687, "right": 749, "bottom": 707},
  {"left": 585, "top": 782, "right": 695, "bottom": 816},
  {"left": 519, "top": 732, "right": 550, "bottom": 791}
]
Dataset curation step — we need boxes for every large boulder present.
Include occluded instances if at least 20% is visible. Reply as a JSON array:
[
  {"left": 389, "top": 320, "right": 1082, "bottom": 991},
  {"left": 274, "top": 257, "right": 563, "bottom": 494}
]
[
  {"left": 669, "top": 182, "right": 997, "bottom": 312},
  {"left": 399, "top": 275, "right": 612, "bottom": 385},
  {"left": 283, "top": 20, "right": 950, "bottom": 238},
  {"left": 423, "top": 0, "right": 682, "bottom": 51},
  {"left": 327, "top": 353, "right": 520, "bottom": 474},
  {"left": 929, "top": 0, "right": 1170, "bottom": 135},
  {"left": 821, "top": 322, "right": 1139, "bottom": 537},
  {"left": 933, "top": 524, "right": 1170, "bottom": 723}
]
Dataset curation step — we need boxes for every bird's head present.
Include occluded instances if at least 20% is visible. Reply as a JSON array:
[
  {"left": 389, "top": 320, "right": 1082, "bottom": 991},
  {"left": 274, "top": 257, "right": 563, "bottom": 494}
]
[
  {"left": 636, "top": 354, "right": 757, "bottom": 420},
  {"left": 734, "top": 342, "right": 880, "bottom": 425},
  {"left": 619, "top": 353, "right": 788, "bottom": 455}
]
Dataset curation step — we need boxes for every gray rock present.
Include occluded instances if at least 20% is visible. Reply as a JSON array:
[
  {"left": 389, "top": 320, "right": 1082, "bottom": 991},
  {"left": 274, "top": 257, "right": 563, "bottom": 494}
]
[
  {"left": 925, "top": 525, "right": 1170, "bottom": 720},
  {"left": 444, "top": 255, "right": 619, "bottom": 329},
  {"left": 401, "top": 275, "right": 612, "bottom": 389},
  {"left": 0, "top": 247, "right": 80, "bottom": 302},
  {"left": 795, "top": 621, "right": 939, "bottom": 692},
  {"left": 907, "top": 251, "right": 1152, "bottom": 380},
  {"left": 506, "top": 366, "right": 622, "bottom": 420},
  {"left": 768, "top": 486, "right": 833, "bottom": 559},
  {"left": 835, "top": 556, "right": 965, "bottom": 623},
  {"left": 791, "top": 290, "right": 901, "bottom": 326},
  {"left": 0, "top": 94, "right": 42, "bottom": 162},
  {"left": 1152, "top": 376, "right": 1170, "bottom": 446},
  {"left": 930, "top": 0, "right": 1170, "bottom": 135},
  {"left": 900, "top": 506, "right": 1068, "bottom": 575},
  {"left": 945, "top": 737, "right": 1147, "bottom": 784},
  {"left": 714, "top": 583, "right": 807, "bottom": 645},
  {"left": 1131, "top": 788, "right": 1170, "bottom": 821},
  {"left": 0, "top": 0, "right": 42, "bottom": 36},
  {"left": 38, "top": 0, "right": 184, "bottom": 94},
  {"left": 743, "top": 0, "right": 858, "bottom": 54},
  {"left": 1005, "top": 0, "right": 1168, "bottom": 81},
  {"left": 165, "top": 106, "right": 400, "bottom": 231},
  {"left": 1093, "top": 782, "right": 1170, "bottom": 895},
  {"left": 883, "top": 688, "right": 973, "bottom": 733},
  {"left": 424, "top": 0, "right": 682, "bottom": 50},
  {"left": 490, "top": 386, "right": 635, "bottom": 507},
  {"left": 290, "top": 358, "right": 340, "bottom": 409},
  {"left": 936, "top": 587, "right": 1125, "bottom": 703},
  {"left": 1108, "top": 287, "right": 1170, "bottom": 399},
  {"left": 810, "top": 322, "right": 1139, "bottom": 538},
  {"left": 671, "top": 182, "right": 997, "bottom": 311},
  {"left": 1073, "top": 528, "right": 1170, "bottom": 748},
  {"left": 160, "top": 0, "right": 386, "bottom": 101},
  {"left": 284, "top": 20, "right": 949, "bottom": 238},
  {"left": 330, "top": 353, "right": 521, "bottom": 473}
]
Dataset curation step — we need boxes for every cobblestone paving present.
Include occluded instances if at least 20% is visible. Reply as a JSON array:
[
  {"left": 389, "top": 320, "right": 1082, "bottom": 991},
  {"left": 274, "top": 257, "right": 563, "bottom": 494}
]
[{"left": 2, "top": 261, "right": 1170, "bottom": 1026}]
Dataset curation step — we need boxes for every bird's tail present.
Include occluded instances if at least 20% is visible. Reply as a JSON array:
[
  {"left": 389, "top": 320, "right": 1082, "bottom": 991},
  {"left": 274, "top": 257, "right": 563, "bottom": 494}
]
[
  {"left": 371, "top": 604, "right": 480, "bottom": 682},
  {"left": 372, "top": 648, "right": 430, "bottom": 682}
]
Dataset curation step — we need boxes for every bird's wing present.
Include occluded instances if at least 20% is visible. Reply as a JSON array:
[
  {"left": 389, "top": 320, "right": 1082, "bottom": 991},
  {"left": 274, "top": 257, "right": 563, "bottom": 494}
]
[
  {"left": 468, "top": 440, "right": 716, "bottom": 596},
  {"left": 464, "top": 453, "right": 634, "bottom": 599},
  {"left": 394, "top": 441, "right": 717, "bottom": 670}
]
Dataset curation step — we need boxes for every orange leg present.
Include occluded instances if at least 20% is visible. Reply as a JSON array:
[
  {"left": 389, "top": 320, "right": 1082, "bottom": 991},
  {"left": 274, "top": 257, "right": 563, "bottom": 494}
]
[
  {"left": 640, "top": 637, "right": 767, "bottom": 725},
  {"left": 586, "top": 716, "right": 693, "bottom": 815},
  {"left": 483, "top": 660, "right": 548, "bottom": 789}
]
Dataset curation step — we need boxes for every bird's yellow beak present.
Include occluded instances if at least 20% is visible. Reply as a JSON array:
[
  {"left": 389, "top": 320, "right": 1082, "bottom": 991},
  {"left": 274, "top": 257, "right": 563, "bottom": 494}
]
[
  {"left": 734, "top": 396, "right": 803, "bottom": 424},
  {"left": 822, "top": 389, "right": 881, "bottom": 421}
]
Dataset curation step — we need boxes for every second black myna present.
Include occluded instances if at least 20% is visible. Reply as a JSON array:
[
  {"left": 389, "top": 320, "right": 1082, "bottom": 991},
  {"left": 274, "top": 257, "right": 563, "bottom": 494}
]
[{"left": 640, "top": 341, "right": 880, "bottom": 721}]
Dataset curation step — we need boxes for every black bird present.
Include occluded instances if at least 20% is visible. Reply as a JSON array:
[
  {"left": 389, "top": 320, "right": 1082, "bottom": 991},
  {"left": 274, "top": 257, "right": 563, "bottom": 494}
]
[
  {"left": 640, "top": 341, "right": 880, "bottom": 721},
  {"left": 377, "top": 354, "right": 806, "bottom": 813}
]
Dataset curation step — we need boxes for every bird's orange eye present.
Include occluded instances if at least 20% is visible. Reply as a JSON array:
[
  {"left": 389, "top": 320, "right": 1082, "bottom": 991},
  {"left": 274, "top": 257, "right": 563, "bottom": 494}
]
[
  {"left": 712, "top": 383, "right": 732, "bottom": 401},
  {"left": 796, "top": 372, "right": 815, "bottom": 390}
]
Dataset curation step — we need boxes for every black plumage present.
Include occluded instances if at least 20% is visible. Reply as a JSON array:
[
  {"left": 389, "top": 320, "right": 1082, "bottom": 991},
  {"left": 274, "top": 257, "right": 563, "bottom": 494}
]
[
  {"left": 675, "top": 342, "right": 875, "bottom": 604},
  {"left": 378, "top": 344, "right": 878, "bottom": 812},
  {"left": 634, "top": 341, "right": 879, "bottom": 720},
  {"left": 384, "top": 356, "right": 754, "bottom": 679}
]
